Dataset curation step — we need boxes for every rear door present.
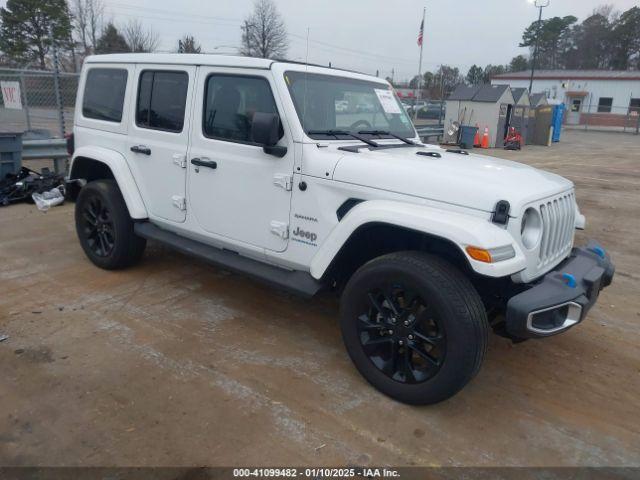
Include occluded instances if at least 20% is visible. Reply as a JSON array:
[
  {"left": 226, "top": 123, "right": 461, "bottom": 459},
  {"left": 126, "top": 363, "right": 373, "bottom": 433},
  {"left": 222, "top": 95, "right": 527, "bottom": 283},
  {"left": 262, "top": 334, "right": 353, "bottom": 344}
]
[{"left": 125, "top": 64, "right": 196, "bottom": 223}]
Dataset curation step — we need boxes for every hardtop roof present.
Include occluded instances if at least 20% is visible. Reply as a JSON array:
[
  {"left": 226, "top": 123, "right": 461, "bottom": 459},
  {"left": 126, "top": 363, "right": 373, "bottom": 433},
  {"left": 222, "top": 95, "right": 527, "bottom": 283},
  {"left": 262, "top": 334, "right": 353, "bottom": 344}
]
[
  {"left": 84, "top": 53, "right": 374, "bottom": 79},
  {"left": 85, "top": 53, "right": 274, "bottom": 69}
]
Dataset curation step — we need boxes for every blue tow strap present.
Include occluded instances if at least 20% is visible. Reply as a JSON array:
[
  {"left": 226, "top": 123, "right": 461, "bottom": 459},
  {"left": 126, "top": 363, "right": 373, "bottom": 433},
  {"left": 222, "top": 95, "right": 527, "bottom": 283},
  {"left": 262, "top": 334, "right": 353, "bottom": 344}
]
[
  {"left": 589, "top": 245, "right": 606, "bottom": 259},
  {"left": 562, "top": 273, "right": 577, "bottom": 288}
]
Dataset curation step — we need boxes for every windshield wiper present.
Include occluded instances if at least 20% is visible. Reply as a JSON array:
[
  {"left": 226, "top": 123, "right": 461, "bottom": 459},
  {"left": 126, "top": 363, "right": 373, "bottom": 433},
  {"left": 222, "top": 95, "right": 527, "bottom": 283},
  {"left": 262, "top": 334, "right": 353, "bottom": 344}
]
[
  {"left": 358, "top": 130, "right": 416, "bottom": 145},
  {"left": 308, "top": 130, "right": 379, "bottom": 147}
]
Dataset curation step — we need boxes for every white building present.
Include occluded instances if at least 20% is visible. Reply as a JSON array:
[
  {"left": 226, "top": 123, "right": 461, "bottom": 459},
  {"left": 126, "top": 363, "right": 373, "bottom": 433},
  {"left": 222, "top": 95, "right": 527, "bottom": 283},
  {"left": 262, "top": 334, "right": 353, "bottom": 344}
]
[{"left": 491, "top": 70, "right": 640, "bottom": 127}]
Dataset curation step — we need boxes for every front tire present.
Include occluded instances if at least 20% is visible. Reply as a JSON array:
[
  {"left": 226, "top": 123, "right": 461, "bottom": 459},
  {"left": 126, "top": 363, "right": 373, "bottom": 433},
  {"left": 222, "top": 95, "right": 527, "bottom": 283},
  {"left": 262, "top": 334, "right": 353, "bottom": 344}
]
[
  {"left": 75, "top": 180, "right": 146, "bottom": 270},
  {"left": 340, "top": 252, "right": 488, "bottom": 405}
]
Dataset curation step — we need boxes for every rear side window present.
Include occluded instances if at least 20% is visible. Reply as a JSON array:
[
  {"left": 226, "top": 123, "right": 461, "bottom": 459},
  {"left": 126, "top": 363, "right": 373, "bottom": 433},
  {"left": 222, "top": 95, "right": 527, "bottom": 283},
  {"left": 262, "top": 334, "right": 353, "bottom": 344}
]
[
  {"left": 203, "top": 74, "right": 281, "bottom": 143},
  {"left": 136, "top": 71, "right": 189, "bottom": 132},
  {"left": 82, "top": 68, "right": 128, "bottom": 122}
]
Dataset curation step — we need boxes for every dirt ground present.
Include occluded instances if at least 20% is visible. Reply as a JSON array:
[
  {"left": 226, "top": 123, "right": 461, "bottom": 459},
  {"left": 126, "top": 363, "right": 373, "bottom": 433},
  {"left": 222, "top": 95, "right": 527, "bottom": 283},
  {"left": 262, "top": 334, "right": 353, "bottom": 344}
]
[{"left": 0, "top": 129, "right": 639, "bottom": 467}]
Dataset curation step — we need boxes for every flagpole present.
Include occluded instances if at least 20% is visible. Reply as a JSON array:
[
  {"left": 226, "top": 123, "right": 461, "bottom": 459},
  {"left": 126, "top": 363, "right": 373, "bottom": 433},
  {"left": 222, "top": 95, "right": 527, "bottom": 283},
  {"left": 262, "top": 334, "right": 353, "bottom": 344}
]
[{"left": 415, "top": 6, "right": 426, "bottom": 120}]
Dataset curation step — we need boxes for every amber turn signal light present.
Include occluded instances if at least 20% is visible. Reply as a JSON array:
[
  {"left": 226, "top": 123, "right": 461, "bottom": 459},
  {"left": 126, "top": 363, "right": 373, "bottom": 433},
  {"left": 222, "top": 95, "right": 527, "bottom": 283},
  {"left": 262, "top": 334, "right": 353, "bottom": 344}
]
[{"left": 466, "top": 246, "right": 492, "bottom": 263}]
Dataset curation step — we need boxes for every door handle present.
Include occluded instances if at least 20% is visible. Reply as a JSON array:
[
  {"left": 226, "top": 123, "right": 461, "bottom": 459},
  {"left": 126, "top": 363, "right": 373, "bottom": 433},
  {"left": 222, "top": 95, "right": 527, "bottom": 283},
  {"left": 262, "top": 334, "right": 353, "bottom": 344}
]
[
  {"left": 191, "top": 158, "right": 217, "bottom": 170},
  {"left": 131, "top": 145, "right": 151, "bottom": 155}
]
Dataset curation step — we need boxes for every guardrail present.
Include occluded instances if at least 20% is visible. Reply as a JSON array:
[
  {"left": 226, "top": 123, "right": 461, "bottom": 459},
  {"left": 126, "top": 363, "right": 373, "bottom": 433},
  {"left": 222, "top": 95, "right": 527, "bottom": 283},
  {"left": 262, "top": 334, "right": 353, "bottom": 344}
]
[
  {"left": 415, "top": 125, "right": 444, "bottom": 143},
  {"left": 21, "top": 138, "right": 68, "bottom": 173}
]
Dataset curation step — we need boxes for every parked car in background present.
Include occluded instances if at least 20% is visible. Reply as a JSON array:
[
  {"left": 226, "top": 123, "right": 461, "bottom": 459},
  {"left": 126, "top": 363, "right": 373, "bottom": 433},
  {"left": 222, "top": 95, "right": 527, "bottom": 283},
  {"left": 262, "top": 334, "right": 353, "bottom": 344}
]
[{"left": 417, "top": 101, "right": 445, "bottom": 120}]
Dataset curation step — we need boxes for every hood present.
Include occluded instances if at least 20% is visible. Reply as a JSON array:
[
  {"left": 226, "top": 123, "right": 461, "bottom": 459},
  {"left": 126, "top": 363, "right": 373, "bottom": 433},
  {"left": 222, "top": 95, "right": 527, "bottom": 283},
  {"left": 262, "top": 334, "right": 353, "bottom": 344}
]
[{"left": 331, "top": 145, "right": 573, "bottom": 214}]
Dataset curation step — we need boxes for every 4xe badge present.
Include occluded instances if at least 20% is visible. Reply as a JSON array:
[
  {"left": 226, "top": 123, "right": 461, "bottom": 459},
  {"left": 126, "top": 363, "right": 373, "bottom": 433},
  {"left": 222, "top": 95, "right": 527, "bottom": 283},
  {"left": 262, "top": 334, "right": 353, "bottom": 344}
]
[{"left": 292, "top": 226, "right": 317, "bottom": 246}]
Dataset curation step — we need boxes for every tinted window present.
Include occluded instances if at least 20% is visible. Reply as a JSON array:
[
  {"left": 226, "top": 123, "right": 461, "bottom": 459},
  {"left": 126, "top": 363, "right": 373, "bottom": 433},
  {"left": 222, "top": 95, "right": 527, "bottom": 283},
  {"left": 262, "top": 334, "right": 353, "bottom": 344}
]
[
  {"left": 597, "top": 97, "right": 613, "bottom": 113},
  {"left": 136, "top": 71, "right": 189, "bottom": 132},
  {"left": 82, "top": 68, "right": 128, "bottom": 122},
  {"left": 203, "top": 75, "right": 280, "bottom": 143}
]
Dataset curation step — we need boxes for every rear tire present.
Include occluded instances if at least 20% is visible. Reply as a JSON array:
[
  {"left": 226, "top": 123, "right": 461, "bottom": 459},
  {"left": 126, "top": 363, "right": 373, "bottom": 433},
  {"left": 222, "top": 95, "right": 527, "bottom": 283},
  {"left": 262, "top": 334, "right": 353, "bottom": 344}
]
[
  {"left": 75, "top": 180, "right": 146, "bottom": 270},
  {"left": 339, "top": 251, "right": 488, "bottom": 405}
]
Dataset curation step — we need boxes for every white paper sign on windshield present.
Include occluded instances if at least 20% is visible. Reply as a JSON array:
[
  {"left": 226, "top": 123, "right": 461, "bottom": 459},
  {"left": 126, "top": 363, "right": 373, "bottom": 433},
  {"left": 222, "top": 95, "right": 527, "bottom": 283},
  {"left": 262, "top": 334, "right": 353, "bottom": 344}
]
[{"left": 374, "top": 88, "right": 401, "bottom": 114}]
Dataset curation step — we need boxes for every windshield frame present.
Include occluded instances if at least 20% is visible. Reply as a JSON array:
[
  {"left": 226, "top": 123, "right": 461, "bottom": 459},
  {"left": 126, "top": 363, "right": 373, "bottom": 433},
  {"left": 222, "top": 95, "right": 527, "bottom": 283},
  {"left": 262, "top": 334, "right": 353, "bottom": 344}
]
[{"left": 283, "top": 70, "right": 417, "bottom": 141}]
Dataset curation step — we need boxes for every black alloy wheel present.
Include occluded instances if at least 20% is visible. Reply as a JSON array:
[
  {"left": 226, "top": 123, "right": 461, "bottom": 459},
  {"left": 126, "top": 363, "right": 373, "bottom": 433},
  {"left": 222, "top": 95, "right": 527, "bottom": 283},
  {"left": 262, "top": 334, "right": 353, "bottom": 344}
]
[
  {"left": 340, "top": 252, "right": 488, "bottom": 405},
  {"left": 81, "top": 194, "right": 115, "bottom": 257},
  {"left": 357, "top": 285, "right": 446, "bottom": 384},
  {"left": 75, "top": 179, "right": 146, "bottom": 270}
]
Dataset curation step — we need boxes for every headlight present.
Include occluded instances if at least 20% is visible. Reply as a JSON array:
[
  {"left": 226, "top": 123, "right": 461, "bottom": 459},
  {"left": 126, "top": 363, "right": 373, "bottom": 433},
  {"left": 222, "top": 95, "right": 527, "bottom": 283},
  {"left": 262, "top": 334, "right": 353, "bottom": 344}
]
[{"left": 521, "top": 207, "right": 542, "bottom": 249}]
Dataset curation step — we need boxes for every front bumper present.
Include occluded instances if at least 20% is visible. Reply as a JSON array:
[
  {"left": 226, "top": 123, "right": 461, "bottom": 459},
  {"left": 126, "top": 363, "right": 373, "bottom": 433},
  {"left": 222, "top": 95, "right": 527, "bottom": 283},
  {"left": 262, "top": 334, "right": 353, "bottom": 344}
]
[{"left": 506, "top": 241, "right": 615, "bottom": 339}]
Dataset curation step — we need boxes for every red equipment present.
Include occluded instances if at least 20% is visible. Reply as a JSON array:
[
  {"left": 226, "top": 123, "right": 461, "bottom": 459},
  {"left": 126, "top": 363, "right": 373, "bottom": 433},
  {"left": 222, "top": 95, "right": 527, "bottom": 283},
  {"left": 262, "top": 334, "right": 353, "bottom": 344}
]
[{"left": 504, "top": 127, "right": 523, "bottom": 150}]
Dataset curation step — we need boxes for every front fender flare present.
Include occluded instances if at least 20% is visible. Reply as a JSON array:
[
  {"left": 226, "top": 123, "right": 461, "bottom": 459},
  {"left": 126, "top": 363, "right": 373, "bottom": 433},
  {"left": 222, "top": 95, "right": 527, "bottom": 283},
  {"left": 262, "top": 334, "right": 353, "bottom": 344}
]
[
  {"left": 310, "top": 200, "right": 527, "bottom": 279},
  {"left": 70, "top": 146, "right": 148, "bottom": 219}
]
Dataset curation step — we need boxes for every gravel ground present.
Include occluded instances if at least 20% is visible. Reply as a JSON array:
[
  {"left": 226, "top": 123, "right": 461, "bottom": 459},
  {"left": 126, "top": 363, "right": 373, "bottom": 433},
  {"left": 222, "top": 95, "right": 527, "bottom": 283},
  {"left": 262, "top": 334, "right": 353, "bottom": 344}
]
[{"left": 0, "top": 129, "right": 638, "bottom": 467}]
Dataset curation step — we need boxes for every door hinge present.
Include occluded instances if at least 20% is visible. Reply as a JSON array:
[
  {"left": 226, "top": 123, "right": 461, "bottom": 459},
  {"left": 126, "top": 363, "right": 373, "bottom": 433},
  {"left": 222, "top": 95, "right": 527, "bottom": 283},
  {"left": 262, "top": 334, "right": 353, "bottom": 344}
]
[
  {"left": 273, "top": 173, "right": 293, "bottom": 191},
  {"left": 270, "top": 221, "right": 289, "bottom": 239},
  {"left": 172, "top": 195, "right": 186, "bottom": 211},
  {"left": 173, "top": 153, "right": 187, "bottom": 168}
]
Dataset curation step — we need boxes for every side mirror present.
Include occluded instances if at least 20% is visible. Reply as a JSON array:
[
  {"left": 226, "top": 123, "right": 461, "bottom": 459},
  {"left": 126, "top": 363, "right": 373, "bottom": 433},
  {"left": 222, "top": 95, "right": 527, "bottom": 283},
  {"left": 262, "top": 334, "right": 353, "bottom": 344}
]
[{"left": 251, "top": 112, "right": 287, "bottom": 158}]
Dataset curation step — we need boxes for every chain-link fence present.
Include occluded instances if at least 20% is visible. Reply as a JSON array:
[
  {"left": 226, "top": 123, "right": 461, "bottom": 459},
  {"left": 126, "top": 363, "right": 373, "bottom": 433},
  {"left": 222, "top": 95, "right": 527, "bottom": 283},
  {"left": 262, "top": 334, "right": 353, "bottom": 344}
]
[{"left": 0, "top": 69, "right": 79, "bottom": 138}]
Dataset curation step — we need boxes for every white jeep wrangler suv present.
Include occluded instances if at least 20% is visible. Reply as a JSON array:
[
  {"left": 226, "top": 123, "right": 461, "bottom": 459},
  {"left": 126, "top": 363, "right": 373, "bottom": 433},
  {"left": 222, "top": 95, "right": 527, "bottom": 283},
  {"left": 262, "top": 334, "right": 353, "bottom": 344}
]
[{"left": 68, "top": 54, "right": 614, "bottom": 404}]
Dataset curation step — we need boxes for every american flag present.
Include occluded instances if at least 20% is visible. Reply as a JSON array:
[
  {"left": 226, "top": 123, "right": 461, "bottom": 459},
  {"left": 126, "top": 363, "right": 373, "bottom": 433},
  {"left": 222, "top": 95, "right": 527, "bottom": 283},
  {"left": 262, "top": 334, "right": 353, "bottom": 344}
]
[{"left": 417, "top": 19, "right": 424, "bottom": 47}]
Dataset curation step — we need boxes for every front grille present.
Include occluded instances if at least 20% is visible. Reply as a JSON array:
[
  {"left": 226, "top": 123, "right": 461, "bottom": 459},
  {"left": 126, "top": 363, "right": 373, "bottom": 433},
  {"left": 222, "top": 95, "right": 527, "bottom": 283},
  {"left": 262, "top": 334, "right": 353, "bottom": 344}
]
[{"left": 538, "top": 192, "right": 576, "bottom": 268}]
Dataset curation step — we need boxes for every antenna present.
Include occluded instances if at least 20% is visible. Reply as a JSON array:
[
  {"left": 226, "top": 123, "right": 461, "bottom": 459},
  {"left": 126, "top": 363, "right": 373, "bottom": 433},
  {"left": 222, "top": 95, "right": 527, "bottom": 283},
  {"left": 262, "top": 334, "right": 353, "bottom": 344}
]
[{"left": 305, "top": 27, "right": 310, "bottom": 65}]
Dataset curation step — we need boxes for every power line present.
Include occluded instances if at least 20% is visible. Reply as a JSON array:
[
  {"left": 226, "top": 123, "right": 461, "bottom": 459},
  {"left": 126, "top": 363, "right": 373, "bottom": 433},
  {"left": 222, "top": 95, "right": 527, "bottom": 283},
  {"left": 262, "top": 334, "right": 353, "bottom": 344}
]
[
  {"left": 100, "top": 2, "right": 450, "bottom": 78},
  {"left": 104, "top": 3, "right": 435, "bottom": 67}
]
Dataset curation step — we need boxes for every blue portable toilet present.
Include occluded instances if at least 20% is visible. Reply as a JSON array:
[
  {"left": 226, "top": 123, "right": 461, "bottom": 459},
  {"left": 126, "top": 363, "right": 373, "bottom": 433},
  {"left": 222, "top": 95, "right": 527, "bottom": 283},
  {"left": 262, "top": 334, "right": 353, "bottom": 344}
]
[{"left": 551, "top": 103, "right": 565, "bottom": 142}]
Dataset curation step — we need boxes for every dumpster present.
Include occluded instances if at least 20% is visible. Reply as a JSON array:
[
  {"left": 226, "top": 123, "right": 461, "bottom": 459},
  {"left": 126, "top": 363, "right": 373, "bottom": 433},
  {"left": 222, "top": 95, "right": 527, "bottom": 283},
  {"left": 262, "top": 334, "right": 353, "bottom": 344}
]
[
  {"left": 458, "top": 125, "right": 478, "bottom": 149},
  {"left": 551, "top": 104, "right": 565, "bottom": 142},
  {"left": 0, "top": 132, "right": 23, "bottom": 177}
]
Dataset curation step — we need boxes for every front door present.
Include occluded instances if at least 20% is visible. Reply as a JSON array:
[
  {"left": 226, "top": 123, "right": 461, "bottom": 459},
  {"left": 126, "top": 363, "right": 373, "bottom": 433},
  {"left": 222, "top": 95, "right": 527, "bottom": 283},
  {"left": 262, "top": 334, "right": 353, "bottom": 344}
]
[
  {"left": 567, "top": 98, "right": 582, "bottom": 125},
  {"left": 187, "top": 68, "right": 294, "bottom": 252},
  {"left": 125, "top": 65, "right": 196, "bottom": 223}
]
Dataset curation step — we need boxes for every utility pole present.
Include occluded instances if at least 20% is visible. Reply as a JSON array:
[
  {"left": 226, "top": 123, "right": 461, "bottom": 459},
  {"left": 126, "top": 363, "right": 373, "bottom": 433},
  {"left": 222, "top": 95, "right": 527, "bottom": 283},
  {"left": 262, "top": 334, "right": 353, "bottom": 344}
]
[{"left": 528, "top": 0, "right": 550, "bottom": 93}]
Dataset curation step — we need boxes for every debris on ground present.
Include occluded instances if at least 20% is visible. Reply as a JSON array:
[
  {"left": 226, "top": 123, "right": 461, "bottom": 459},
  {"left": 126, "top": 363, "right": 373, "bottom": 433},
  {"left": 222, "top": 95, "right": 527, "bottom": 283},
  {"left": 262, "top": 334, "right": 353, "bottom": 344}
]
[
  {"left": 32, "top": 186, "right": 65, "bottom": 212},
  {"left": 0, "top": 167, "right": 65, "bottom": 207},
  {"left": 0, "top": 334, "right": 9, "bottom": 342}
]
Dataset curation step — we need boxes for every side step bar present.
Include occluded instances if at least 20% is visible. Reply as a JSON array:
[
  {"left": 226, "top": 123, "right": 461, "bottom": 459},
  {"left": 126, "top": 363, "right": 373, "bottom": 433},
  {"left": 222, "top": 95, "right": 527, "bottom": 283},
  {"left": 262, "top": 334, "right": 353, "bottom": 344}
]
[{"left": 134, "top": 222, "right": 323, "bottom": 298}]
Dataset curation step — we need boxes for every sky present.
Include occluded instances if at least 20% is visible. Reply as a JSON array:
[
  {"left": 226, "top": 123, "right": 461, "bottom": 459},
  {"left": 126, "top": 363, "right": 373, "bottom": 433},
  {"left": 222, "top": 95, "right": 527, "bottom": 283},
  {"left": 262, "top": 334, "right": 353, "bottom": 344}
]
[{"left": 2, "top": 0, "right": 639, "bottom": 80}]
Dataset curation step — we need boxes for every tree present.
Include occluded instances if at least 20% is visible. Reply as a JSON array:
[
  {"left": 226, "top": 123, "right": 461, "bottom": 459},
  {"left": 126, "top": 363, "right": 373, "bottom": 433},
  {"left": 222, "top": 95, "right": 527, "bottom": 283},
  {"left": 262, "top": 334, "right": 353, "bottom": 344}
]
[
  {"left": 0, "top": 0, "right": 74, "bottom": 69},
  {"left": 422, "top": 71, "right": 436, "bottom": 90},
  {"left": 508, "top": 55, "right": 529, "bottom": 72},
  {"left": 241, "top": 0, "right": 288, "bottom": 59},
  {"left": 408, "top": 75, "right": 421, "bottom": 89},
  {"left": 73, "top": 0, "right": 104, "bottom": 53},
  {"left": 95, "top": 22, "right": 130, "bottom": 54},
  {"left": 123, "top": 19, "right": 159, "bottom": 53},
  {"left": 520, "top": 15, "right": 577, "bottom": 69},
  {"left": 436, "top": 65, "right": 464, "bottom": 98},
  {"left": 466, "top": 65, "right": 484, "bottom": 85},
  {"left": 482, "top": 64, "right": 506, "bottom": 83},
  {"left": 569, "top": 11, "right": 613, "bottom": 69},
  {"left": 177, "top": 35, "right": 202, "bottom": 54},
  {"left": 610, "top": 6, "right": 640, "bottom": 69}
]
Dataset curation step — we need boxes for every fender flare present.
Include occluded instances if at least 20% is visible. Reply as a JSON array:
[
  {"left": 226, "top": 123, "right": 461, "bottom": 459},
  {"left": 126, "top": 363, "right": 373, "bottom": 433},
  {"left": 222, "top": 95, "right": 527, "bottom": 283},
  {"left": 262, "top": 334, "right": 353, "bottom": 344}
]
[
  {"left": 70, "top": 146, "right": 148, "bottom": 219},
  {"left": 309, "top": 200, "right": 527, "bottom": 279}
]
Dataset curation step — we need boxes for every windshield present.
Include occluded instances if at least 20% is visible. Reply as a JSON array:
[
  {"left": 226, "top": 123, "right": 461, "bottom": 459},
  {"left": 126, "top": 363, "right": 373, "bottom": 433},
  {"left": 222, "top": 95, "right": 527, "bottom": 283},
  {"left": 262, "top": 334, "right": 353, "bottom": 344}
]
[{"left": 284, "top": 71, "right": 416, "bottom": 140}]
